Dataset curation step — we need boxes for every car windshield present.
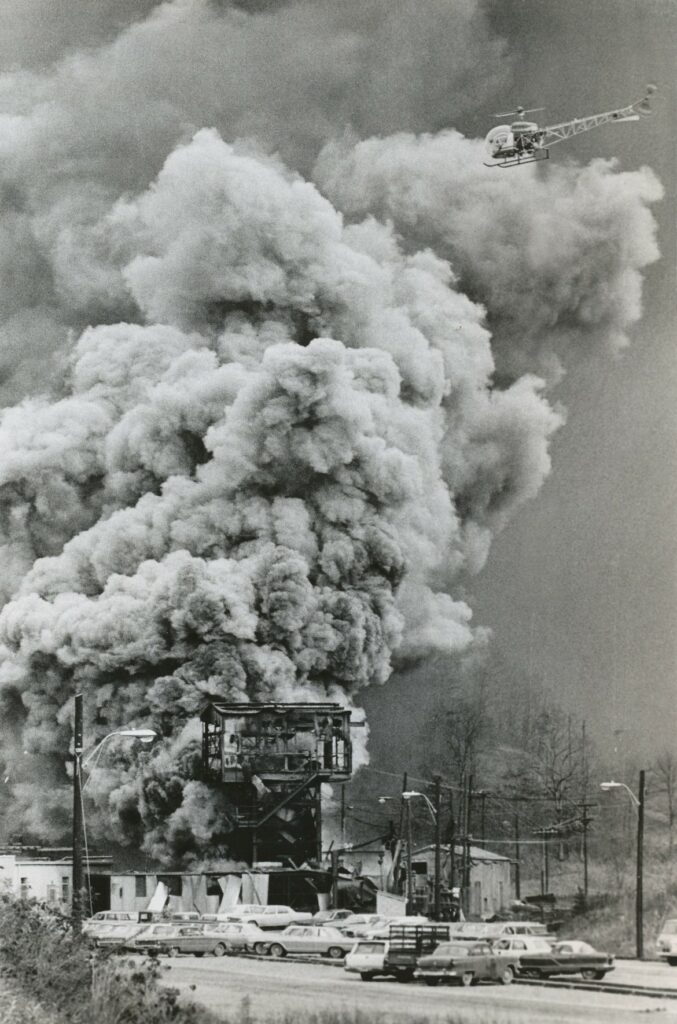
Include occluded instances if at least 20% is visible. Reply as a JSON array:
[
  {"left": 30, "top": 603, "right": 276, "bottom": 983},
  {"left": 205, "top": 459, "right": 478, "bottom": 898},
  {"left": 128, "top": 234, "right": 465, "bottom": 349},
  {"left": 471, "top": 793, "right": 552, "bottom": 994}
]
[
  {"left": 434, "top": 944, "right": 471, "bottom": 956},
  {"left": 556, "top": 941, "right": 594, "bottom": 954},
  {"left": 355, "top": 942, "right": 385, "bottom": 953},
  {"left": 526, "top": 939, "right": 553, "bottom": 953}
]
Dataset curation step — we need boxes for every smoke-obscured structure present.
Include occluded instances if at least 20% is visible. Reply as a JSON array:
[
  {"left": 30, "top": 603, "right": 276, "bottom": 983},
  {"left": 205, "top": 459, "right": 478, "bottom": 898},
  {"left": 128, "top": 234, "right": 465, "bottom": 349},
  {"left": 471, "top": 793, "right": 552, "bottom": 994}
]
[
  {"left": 202, "top": 701, "right": 352, "bottom": 864},
  {"left": 0, "top": 1, "right": 662, "bottom": 866}
]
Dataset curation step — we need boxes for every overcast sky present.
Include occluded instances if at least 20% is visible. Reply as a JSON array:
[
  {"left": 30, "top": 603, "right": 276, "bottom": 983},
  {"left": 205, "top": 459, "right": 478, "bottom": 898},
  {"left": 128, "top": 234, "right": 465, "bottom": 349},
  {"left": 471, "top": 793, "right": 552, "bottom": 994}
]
[{"left": 469, "top": 0, "right": 677, "bottom": 761}]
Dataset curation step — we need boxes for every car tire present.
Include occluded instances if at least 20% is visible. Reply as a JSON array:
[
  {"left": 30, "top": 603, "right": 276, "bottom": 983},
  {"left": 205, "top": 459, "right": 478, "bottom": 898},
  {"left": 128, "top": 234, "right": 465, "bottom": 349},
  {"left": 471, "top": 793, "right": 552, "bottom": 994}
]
[
  {"left": 254, "top": 943, "right": 268, "bottom": 956},
  {"left": 168, "top": 947, "right": 180, "bottom": 958},
  {"left": 327, "top": 946, "right": 344, "bottom": 960},
  {"left": 360, "top": 973, "right": 375, "bottom": 981},
  {"left": 424, "top": 978, "right": 440, "bottom": 987},
  {"left": 194, "top": 952, "right": 205, "bottom": 958},
  {"left": 396, "top": 972, "right": 414, "bottom": 983},
  {"left": 269, "top": 944, "right": 286, "bottom": 958},
  {"left": 500, "top": 966, "right": 514, "bottom": 985},
  {"left": 213, "top": 943, "right": 228, "bottom": 957},
  {"left": 668, "top": 958, "right": 677, "bottom": 967},
  {"left": 460, "top": 972, "right": 474, "bottom": 987}
]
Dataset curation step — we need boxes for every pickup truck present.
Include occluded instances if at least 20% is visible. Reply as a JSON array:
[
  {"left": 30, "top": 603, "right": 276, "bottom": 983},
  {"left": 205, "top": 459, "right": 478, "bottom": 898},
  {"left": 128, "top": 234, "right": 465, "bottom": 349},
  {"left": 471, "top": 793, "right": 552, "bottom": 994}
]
[{"left": 384, "top": 925, "right": 451, "bottom": 982}]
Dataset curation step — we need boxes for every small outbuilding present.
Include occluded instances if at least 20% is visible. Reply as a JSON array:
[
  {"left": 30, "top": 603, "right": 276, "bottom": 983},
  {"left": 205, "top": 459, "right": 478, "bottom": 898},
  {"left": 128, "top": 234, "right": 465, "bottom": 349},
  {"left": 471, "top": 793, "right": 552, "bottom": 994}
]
[{"left": 411, "top": 844, "right": 513, "bottom": 919}]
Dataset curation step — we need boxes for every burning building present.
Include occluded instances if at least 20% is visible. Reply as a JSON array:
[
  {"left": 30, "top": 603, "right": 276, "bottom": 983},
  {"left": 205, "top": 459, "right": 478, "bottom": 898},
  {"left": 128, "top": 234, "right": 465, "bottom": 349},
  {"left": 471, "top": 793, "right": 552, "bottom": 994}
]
[{"left": 201, "top": 701, "right": 352, "bottom": 864}]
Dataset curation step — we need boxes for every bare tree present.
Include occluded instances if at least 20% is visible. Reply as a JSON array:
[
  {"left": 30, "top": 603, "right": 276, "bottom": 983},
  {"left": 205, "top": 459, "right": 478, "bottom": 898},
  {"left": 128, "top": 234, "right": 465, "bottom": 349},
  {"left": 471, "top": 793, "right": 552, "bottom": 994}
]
[{"left": 652, "top": 750, "right": 677, "bottom": 855}]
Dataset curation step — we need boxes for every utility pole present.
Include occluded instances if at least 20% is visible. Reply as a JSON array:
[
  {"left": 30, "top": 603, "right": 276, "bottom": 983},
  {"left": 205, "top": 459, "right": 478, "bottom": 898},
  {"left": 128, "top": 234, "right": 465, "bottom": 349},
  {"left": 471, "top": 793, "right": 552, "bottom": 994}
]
[
  {"left": 636, "top": 769, "right": 645, "bottom": 959},
  {"left": 577, "top": 800, "right": 595, "bottom": 910},
  {"left": 398, "top": 772, "right": 408, "bottom": 853},
  {"left": 72, "top": 692, "right": 84, "bottom": 934},
  {"left": 448, "top": 792, "right": 456, "bottom": 897},
  {"left": 462, "top": 774, "right": 473, "bottom": 918},
  {"left": 398, "top": 771, "right": 408, "bottom": 900},
  {"left": 480, "top": 791, "right": 487, "bottom": 848},
  {"left": 340, "top": 784, "right": 346, "bottom": 847},
  {"left": 406, "top": 796, "right": 413, "bottom": 914},
  {"left": 433, "top": 775, "right": 442, "bottom": 921},
  {"left": 330, "top": 849, "right": 340, "bottom": 909},
  {"left": 513, "top": 813, "right": 521, "bottom": 900}
]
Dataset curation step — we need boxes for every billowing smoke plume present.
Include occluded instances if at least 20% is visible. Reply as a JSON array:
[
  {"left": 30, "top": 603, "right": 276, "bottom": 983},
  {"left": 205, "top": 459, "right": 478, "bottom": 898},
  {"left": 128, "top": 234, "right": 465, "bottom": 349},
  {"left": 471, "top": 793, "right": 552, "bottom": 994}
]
[
  {"left": 315, "top": 132, "right": 662, "bottom": 380},
  {"left": 0, "top": 1, "right": 661, "bottom": 863}
]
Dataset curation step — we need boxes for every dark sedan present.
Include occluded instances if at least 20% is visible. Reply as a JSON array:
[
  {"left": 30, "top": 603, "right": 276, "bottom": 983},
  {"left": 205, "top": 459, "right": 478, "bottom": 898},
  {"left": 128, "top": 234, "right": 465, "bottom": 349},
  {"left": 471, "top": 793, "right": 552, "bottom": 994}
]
[
  {"left": 513, "top": 939, "right": 615, "bottom": 980},
  {"left": 127, "top": 923, "right": 231, "bottom": 957},
  {"left": 414, "top": 942, "right": 521, "bottom": 987}
]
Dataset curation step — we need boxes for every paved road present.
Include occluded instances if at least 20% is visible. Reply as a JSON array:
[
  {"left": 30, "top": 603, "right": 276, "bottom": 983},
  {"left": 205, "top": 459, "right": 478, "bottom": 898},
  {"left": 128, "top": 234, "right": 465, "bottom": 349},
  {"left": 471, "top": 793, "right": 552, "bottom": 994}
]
[
  {"left": 614, "top": 957, "right": 677, "bottom": 987},
  {"left": 163, "top": 955, "right": 677, "bottom": 1023}
]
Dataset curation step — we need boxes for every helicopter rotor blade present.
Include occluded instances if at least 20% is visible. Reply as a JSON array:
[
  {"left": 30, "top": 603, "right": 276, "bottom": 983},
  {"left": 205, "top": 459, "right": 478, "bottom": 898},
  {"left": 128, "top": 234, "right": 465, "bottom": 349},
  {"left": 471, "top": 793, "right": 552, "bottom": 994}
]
[{"left": 493, "top": 106, "right": 545, "bottom": 118}]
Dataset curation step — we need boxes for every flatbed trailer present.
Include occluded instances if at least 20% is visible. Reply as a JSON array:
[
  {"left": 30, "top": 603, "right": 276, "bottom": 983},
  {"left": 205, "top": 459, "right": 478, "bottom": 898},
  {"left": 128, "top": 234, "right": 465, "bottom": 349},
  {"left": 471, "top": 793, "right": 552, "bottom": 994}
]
[{"left": 384, "top": 925, "right": 451, "bottom": 981}]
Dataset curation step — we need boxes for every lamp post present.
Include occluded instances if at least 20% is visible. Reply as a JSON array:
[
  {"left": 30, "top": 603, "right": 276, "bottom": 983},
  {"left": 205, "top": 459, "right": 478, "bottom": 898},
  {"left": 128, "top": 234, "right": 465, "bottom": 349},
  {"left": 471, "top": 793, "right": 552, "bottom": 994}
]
[
  {"left": 402, "top": 788, "right": 442, "bottom": 920},
  {"left": 71, "top": 694, "right": 156, "bottom": 934},
  {"left": 600, "top": 772, "right": 645, "bottom": 959}
]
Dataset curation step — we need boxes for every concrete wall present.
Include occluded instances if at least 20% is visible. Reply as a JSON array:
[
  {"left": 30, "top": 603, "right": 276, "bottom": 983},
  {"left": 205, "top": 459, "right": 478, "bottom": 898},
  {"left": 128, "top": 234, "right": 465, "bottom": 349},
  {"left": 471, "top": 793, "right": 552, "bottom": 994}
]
[{"left": 109, "top": 873, "right": 223, "bottom": 914}]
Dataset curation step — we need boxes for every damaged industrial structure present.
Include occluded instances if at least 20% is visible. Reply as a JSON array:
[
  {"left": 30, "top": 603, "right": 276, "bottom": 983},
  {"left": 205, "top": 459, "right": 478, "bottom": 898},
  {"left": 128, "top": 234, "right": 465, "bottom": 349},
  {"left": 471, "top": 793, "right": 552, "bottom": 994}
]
[
  {"left": 201, "top": 700, "right": 353, "bottom": 866},
  {"left": 33, "top": 701, "right": 515, "bottom": 923}
]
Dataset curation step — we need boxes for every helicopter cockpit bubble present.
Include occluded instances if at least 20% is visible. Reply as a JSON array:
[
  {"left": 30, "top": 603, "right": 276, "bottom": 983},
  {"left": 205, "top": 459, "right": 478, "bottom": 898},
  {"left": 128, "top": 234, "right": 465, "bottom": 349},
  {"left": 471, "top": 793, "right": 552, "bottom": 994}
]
[{"left": 485, "top": 124, "right": 514, "bottom": 159}]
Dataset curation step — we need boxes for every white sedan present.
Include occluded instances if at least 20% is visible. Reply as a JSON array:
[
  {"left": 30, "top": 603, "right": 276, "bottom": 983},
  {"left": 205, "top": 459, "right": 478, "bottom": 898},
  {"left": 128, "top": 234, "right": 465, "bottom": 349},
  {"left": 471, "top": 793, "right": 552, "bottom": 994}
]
[
  {"left": 257, "top": 925, "right": 354, "bottom": 959},
  {"left": 363, "top": 915, "right": 430, "bottom": 939},
  {"left": 225, "top": 905, "right": 312, "bottom": 929},
  {"left": 204, "top": 922, "right": 268, "bottom": 952}
]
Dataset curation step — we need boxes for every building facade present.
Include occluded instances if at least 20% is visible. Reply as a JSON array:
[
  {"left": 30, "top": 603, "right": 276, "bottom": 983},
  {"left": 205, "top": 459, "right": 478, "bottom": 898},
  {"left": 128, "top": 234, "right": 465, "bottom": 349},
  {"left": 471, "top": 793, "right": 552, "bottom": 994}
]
[{"left": 411, "top": 844, "right": 513, "bottom": 919}]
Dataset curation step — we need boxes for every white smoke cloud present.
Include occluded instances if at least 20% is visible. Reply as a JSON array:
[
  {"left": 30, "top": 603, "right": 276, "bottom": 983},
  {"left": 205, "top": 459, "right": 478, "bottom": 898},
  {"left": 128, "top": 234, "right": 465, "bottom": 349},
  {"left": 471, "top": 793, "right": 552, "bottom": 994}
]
[
  {"left": 314, "top": 131, "right": 662, "bottom": 379},
  {"left": 0, "top": 0, "right": 510, "bottom": 404},
  {"left": 0, "top": 2, "right": 661, "bottom": 863}
]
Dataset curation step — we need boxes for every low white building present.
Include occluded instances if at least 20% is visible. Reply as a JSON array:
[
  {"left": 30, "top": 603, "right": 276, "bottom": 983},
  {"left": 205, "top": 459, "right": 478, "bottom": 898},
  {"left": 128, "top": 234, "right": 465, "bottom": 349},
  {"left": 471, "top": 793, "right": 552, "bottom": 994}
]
[
  {"left": 412, "top": 844, "right": 513, "bottom": 918},
  {"left": 0, "top": 853, "right": 72, "bottom": 908},
  {"left": 0, "top": 847, "right": 113, "bottom": 913}
]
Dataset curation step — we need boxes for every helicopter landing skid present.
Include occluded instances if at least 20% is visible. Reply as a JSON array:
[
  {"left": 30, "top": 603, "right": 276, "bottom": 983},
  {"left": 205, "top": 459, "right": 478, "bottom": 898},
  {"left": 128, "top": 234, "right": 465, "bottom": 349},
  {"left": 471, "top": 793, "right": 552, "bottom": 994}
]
[{"left": 484, "top": 149, "right": 550, "bottom": 169}]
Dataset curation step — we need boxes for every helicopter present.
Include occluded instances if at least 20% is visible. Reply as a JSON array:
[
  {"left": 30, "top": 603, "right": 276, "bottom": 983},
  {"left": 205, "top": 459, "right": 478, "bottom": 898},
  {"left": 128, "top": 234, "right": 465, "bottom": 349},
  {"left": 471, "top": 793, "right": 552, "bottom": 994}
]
[{"left": 484, "top": 84, "right": 657, "bottom": 168}]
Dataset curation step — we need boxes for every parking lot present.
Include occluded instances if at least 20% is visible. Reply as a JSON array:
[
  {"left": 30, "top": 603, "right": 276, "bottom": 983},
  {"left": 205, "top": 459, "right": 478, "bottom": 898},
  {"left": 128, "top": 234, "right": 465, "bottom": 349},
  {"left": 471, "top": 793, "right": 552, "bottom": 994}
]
[{"left": 162, "top": 954, "right": 677, "bottom": 1024}]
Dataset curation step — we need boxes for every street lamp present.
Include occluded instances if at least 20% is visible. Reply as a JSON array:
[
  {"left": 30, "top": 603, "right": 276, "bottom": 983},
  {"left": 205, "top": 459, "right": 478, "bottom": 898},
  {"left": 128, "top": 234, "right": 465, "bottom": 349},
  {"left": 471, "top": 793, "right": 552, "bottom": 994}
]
[
  {"left": 599, "top": 780, "right": 640, "bottom": 806},
  {"left": 72, "top": 693, "right": 156, "bottom": 934},
  {"left": 82, "top": 729, "right": 156, "bottom": 789},
  {"left": 402, "top": 782, "right": 443, "bottom": 921},
  {"left": 600, "top": 771, "right": 645, "bottom": 959}
]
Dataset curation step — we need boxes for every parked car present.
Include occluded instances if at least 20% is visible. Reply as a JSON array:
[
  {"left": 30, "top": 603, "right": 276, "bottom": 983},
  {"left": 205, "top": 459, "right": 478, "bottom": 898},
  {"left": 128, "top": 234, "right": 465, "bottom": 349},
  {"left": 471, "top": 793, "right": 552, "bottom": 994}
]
[
  {"left": 339, "top": 914, "right": 391, "bottom": 938},
  {"left": 657, "top": 919, "right": 677, "bottom": 965},
  {"left": 203, "top": 921, "right": 267, "bottom": 952},
  {"left": 257, "top": 925, "right": 354, "bottom": 959},
  {"left": 83, "top": 911, "right": 138, "bottom": 935},
  {"left": 90, "top": 922, "right": 146, "bottom": 948},
  {"left": 312, "top": 909, "right": 353, "bottom": 925},
  {"left": 515, "top": 938, "right": 615, "bottom": 980},
  {"left": 449, "top": 921, "right": 551, "bottom": 942},
  {"left": 415, "top": 941, "right": 521, "bottom": 986},
  {"left": 136, "top": 910, "right": 201, "bottom": 924},
  {"left": 364, "top": 916, "right": 430, "bottom": 939},
  {"left": 225, "top": 905, "right": 312, "bottom": 929},
  {"left": 344, "top": 939, "right": 390, "bottom": 981},
  {"left": 127, "top": 922, "right": 236, "bottom": 957}
]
